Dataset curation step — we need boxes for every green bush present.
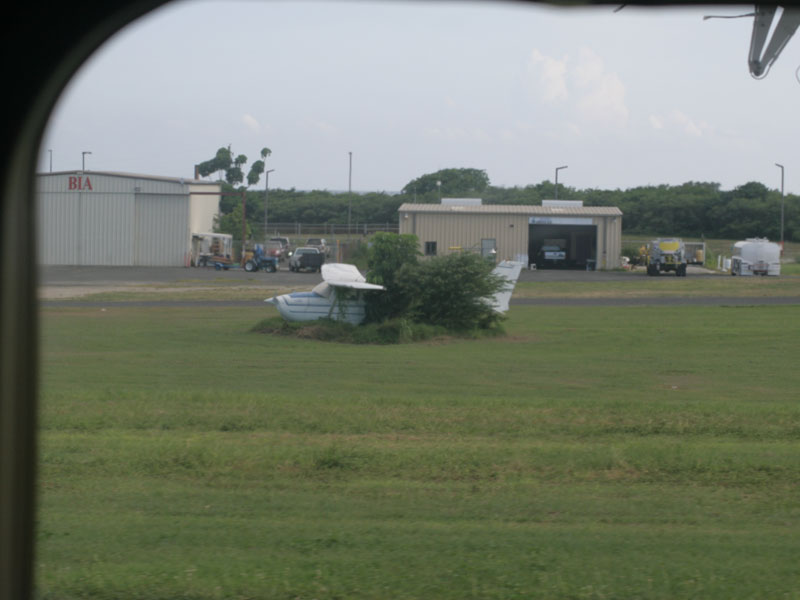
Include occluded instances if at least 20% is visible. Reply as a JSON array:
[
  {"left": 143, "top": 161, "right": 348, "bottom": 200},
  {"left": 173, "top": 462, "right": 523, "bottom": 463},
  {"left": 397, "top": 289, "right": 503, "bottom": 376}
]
[
  {"left": 397, "top": 252, "right": 507, "bottom": 331},
  {"left": 364, "top": 232, "right": 421, "bottom": 323}
]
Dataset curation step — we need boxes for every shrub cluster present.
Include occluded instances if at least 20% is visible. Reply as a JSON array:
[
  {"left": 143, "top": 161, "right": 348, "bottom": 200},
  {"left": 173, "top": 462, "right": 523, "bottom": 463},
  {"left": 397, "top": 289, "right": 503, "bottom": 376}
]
[{"left": 251, "top": 316, "right": 502, "bottom": 345}]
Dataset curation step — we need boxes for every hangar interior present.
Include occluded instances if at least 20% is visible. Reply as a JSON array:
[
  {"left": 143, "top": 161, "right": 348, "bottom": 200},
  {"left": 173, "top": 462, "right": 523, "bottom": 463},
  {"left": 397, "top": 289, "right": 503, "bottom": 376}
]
[{"left": 528, "top": 223, "right": 597, "bottom": 270}]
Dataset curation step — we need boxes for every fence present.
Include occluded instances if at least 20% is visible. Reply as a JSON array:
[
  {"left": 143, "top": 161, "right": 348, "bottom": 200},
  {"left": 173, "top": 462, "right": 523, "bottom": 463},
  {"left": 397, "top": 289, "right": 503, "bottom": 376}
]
[{"left": 261, "top": 222, "right": 399, "bottom": 237}]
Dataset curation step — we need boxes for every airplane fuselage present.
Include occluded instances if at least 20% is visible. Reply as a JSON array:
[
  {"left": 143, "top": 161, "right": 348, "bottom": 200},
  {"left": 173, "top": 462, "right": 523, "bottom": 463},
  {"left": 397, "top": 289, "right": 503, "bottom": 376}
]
[{"left": 267, "top": 289, "right": 368, "bottom": 325}]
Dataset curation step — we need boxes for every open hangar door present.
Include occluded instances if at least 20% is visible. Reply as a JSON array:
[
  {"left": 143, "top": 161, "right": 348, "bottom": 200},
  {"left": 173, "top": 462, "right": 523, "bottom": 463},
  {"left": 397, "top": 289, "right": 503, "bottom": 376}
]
[{"left": 528, "top": 219, "right": 597, "bottom": 270}]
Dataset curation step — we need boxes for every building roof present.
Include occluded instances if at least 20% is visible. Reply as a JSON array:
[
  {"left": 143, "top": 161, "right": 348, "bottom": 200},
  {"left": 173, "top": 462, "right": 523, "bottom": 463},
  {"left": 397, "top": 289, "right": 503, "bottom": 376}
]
[
  {"left": 37, "top": 171, "right": 221, "bottom": 186},
  {"left": 398, "top": 203, "right": 622, "bottom": 217}
]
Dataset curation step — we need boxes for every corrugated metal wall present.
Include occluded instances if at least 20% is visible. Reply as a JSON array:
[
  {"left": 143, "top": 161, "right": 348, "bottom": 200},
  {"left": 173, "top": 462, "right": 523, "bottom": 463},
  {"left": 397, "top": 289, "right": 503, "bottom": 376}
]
[
  {"left": 134, "top": 195, "right": 189, "bottom": 266},
  {"left": 79, "top": 193, "right": 135, "bottom": 265},
  {"left": 406, "top": 213, "right": 529, "bottom": 262},
  {"left": 37, "top": 173, "right": 201, "bottom": 266},
  {"left": 38, "top": 192, "right": 80, "bottom": 264}
]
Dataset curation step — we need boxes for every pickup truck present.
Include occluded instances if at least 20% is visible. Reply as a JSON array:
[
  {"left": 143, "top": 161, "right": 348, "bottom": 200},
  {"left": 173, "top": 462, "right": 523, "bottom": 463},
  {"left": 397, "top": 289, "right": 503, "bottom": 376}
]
[
  {"left": 305, "top": 237, "right": 330, "bottom": 257},
  {"left": 289, "top": 247, "right": 325, "bottom": 272}
]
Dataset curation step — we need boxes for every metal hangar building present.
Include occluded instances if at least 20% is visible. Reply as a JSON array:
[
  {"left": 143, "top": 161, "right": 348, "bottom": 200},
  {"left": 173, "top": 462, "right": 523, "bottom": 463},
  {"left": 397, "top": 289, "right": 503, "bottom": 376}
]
[
  {"left": 398, "top": 200, "right": 623, "bottom": 270},
  {"left": 37, "top": 171, "right": 222, "bottom": 266}
]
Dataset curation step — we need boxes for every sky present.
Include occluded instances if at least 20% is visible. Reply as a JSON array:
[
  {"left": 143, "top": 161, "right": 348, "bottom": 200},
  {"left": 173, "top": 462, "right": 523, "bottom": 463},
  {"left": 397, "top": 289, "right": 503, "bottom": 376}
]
[{"left": 39, "top": 0, "right": 800, "bottom": 194}]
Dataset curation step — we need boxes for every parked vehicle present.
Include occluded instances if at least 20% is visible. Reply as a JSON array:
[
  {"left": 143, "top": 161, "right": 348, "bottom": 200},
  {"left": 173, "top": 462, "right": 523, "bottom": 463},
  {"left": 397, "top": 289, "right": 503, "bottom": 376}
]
[
  {"left": 269, "top": 237, "right": 293, "bottom": 260},
  {"left": 264, "top": 240, "right": 289, "bottom": 261},
  {"left": 191, "top": 232, "right": 234, "bottom": 267},
  {"left": 289, "top": 247, "right": 324, "bottom": 272},
  {"left": 684, "top": 241, "right": 706, "bottom": 265},
  {"left": 244, "top": 244, "right": 279, "bottom": 273},
  {"left": 644, "top": 238, "right": 687, "bottom": 276},
  {"left": 305, "top": 237, "right": 330, "bottom": 257},
  {"left": 731, "top": 238, "right": 780, "bottom": 276}
]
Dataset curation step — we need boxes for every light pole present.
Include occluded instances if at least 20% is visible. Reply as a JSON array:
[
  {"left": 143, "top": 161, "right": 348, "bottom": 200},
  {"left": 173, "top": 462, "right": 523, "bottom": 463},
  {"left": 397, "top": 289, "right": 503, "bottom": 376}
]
[
  {"left": 436, "top": 180, "right": 442, "bottom": 202},
  {"left": 48, "top": 149, "right": 52, "bottom": 173},
  {"left": 263, "top": 169, "right": 275, "bottom": 242},
  {"left": 554, "top": 165, "right": 568, "bottom": 200},
  {"left": 776, "top": 163, "right": 785, "bottom": 250},
  {"left": 348, "top": 151, "right": 353, "bottom": 236},
  {"left": 82, "top": 151, "right": 92, "bottom": 171}
]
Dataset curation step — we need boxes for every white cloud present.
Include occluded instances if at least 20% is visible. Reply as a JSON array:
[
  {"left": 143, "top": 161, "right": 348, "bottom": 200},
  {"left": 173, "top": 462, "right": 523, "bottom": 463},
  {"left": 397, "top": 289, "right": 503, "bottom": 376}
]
[
  {"left": 528, "top": 49, "right": 569, "bottom": 103},
  {"left": 670, "top": 110, "right": 706, "bottom": 137},
  {"left": 527, "top": 47, "right": 628, "bottom": 129},
  {"left": 311, "top": 120, "right": 338, "bottom": 135},
  {"left": 649, "top": 110, "right": 709, "bottom": 137},
  {"left": 649, "top": 115, "right": 664, "bottom": 130},
  {"left": 571, "top": 48, "right": 628, "bottom": 126},
  {"left": 242, "top": 113, "right": 261, "bottom": 132}
]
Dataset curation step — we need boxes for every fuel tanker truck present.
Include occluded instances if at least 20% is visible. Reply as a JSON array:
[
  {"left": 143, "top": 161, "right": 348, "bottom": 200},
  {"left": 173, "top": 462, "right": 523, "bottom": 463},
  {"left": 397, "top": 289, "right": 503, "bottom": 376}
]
[
  {"left": 643, "top": 238, "right": 688, "bottom": 277},
  {"left": 730, "top": 238, "right": 781, "bottom": 276}
]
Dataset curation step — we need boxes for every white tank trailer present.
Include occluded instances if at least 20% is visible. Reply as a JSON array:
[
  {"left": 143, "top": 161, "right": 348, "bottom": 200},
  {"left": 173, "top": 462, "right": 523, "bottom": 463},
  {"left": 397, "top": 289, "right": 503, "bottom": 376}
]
[{"left": 730, "top": 238, "right": 781, "bottom": 276}]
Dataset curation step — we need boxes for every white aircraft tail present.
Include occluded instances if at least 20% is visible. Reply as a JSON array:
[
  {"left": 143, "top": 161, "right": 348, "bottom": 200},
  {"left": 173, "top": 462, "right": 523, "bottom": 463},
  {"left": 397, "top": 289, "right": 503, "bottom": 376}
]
[{"left": 489, "top": 260, "right": 524, "bottom": 313}]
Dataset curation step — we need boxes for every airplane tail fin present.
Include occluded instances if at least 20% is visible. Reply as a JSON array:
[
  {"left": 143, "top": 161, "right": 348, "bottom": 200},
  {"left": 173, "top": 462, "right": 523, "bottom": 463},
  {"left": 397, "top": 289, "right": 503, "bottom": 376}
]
[
  {"left": 265, "top": 297, "right": 277, "bottom": 305},
  {"left": 489, "top": 261, "right": 524, "bottom": 313}
]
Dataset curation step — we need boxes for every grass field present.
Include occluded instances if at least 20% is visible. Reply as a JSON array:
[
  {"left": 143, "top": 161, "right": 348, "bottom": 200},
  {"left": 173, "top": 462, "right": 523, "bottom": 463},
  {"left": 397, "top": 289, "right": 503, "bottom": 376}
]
[{"left": 36, "top": 294, "right": 800, "bottom": 598}]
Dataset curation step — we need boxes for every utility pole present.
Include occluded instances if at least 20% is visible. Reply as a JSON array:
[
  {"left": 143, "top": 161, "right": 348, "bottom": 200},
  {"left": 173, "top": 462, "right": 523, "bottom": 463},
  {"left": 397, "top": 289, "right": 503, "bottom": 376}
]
[
  {"left": 263, "top": 169, "right": 274, "bottom": 242},
  {"left": 776, "top": 163, "right": 785, "bottom": 251},
  {"left": 554, "top": 165, "right": 568, "bottom": 200},
  {"left": 241, "top": 189, "right": 247, "bottom": 266},
  {"left": 348, "top": 151, "right": 353, "bottom": 236}
]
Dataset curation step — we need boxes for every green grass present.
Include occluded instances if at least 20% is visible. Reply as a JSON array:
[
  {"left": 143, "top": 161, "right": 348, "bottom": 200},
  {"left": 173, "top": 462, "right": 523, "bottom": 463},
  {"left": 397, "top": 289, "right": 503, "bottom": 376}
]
[
  {"left": 36, "top": 299, "right": 800, "bottom": 599},
  {"left": 514, "top": 273, "right": 800, "bottom": 299}
]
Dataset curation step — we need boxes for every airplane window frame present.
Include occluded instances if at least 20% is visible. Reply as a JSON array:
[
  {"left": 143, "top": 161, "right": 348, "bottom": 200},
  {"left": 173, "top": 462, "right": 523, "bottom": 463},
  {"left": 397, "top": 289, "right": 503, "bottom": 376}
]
[{"left": 0, "top": 1, "right": 778, "bottom": 598}]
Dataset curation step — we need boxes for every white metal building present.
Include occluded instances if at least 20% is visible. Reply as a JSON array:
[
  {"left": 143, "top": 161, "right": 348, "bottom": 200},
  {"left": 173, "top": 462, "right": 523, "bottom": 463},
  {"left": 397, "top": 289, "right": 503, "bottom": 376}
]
[
  {"left": 398, "top": 201, "right": 623, "bottom": 270},
  {"left": 37, "top": 171, "right": 222, "bottom": 266}
]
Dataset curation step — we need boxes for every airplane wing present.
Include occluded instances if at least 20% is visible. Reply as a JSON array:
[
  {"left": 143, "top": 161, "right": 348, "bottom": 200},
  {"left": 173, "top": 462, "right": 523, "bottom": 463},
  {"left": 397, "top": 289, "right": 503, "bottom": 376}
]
[
  {"left": 489, "top": 260, "right": 524, "bottom": 313},
  {"left": 321, "top": 263, "right": 385, "bottom": 291}
]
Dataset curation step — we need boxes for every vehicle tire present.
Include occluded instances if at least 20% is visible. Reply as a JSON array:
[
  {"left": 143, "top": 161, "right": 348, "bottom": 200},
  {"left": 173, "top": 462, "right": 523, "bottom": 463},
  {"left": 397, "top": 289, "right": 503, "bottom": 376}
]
[
  {"left": 266, "top": 263, "right": 276, "bottom": 273},
  {"left": 245, "top": 260, "right": 256, "bottom": 272}
]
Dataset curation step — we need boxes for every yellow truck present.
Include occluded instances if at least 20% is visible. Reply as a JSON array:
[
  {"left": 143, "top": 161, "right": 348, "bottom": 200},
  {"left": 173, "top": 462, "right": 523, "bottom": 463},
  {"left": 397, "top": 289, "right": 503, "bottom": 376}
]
[{"left": 644, "top": 238, "right": 688, "bottom": 277}]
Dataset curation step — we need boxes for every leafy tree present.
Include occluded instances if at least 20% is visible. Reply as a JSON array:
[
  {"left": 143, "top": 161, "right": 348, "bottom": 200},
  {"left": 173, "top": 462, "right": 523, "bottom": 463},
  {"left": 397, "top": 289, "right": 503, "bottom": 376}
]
[
  {"left": 402, "top": 168, "right": 489, "bottom": 199},
  {"left": 197, "top": 145, "right": 272, "bottom": 189},
  {"left": 214, "top": 202, "right": 250, "bottom": 241},
  {"left": 396, "top": 252, "right": 506, "bottom": 331},
  {"left": 364, "top": 232, "right": 421, "bottom": 322},
  {"left": 247, "top": 147, "right": 273, "bottom": 187}
]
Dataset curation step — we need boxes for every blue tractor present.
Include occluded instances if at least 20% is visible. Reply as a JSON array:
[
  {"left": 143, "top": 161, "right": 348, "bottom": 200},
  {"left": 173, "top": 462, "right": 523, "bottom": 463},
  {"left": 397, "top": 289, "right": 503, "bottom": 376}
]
[{"left": 243, "top": 244, "right": 279, "bottom": 273}]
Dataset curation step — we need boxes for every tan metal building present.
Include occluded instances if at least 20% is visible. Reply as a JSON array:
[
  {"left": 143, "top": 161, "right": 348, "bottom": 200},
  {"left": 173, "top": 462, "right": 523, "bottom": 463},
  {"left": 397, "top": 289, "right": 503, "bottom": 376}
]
[
  {"left": 398, "top": 202, "right": 623, "bottom": 270},
  {"left": 37, "top": 171, "right": 222, "bottom": 266}
]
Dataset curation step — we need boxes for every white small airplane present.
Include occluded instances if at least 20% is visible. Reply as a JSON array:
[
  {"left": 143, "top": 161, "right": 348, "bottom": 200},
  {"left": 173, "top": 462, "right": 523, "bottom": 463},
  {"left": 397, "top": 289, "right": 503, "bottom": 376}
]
[
  {"left": 266, "top": 263, "right": 386, "bottom": 326},
  {"left": 266, "top": 260, "right": 524, "bottom": 326}
]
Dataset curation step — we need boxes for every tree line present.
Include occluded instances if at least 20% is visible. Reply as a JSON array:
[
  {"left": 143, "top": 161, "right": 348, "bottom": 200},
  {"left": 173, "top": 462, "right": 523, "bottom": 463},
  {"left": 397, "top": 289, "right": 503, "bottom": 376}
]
[
  {"left": 198, "top": 147, "right": 795, "bottom": 242},
  {"left": 217, "top": 178, "right": 796, "bottom": 243}
]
